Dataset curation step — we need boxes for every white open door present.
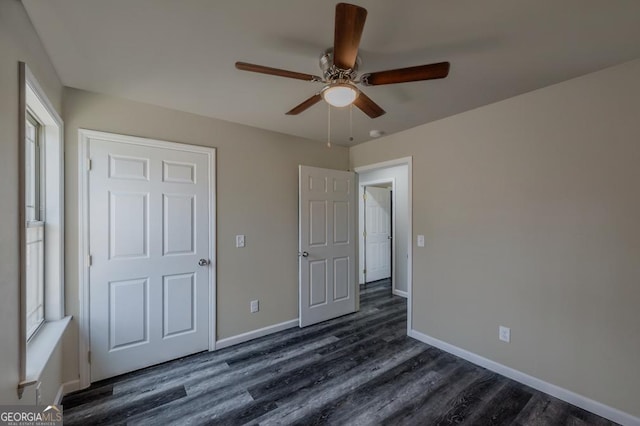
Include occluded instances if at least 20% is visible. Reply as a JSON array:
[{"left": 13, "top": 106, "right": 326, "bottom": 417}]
[
  {"left": 364, "top": 186, "right": 391, "bottom": 282},
  {"left": 86, "top": 132, "right": 215, "bottom": 381},
  {"left": 299, "top": 165, "right": 356, "bottom": 327}
]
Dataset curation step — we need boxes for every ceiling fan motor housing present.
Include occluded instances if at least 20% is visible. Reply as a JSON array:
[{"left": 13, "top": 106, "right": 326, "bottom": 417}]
[{"left": 319, "top": 49, "right": 360, "bottom": 81}]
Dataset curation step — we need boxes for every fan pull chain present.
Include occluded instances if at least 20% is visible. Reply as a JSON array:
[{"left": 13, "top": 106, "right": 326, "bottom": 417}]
[
  {"left": 349, "top": 104, "right": 354, "bottom": 142},
  {"left": 327, "top": 103, "right": 332, "bottom": 148}
]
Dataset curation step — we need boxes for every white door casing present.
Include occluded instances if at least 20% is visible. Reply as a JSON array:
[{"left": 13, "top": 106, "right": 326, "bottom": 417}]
[
  {"left": 299, "top": 165, "right": 356, "bottom": 327},
  {"left": 80, "top": 130, "right": 215, "bottom": 383},
  {"left": 364, "top": 186, "right": 391, "bottom": 282},
  {"left": 354, "top": 156, "right": 413, "bottom": 334}
]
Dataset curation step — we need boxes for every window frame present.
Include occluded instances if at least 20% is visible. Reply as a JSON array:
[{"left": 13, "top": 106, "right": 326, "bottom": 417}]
[
  {"left": 25, "top": 111, "right": 46, "bottom": 340},
  {"left": 18, "top": 62, "right": 67, "bottom": 398}
]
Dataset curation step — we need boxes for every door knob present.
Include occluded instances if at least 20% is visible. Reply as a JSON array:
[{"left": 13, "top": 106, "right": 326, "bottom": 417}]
[
  {"left": 198, "top": 258, "right": 210, "bottom": 266},
  {"left": 299, "top": 251, "right": 309, "bottom": 258}
]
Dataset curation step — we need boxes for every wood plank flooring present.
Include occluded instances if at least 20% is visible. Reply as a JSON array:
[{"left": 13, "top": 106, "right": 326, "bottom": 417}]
[{"left": 62, "top": 280, "right": 617, "bottom": 425}]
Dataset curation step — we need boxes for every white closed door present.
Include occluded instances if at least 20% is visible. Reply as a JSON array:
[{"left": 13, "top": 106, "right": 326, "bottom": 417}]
[
  {"left": 365, "top": 186, "right": 391, "bottom": 282},
  {"left": 88, "top": 134, "right": 214, "bottom": 381},
  {"left": 299, "top": 165, "right": 356, "bottom": 327}
]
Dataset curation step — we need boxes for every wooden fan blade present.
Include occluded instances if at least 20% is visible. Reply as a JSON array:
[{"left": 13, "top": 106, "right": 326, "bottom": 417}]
[
  {"left": 354, "top": 91, "right": 385, "bottom": 118},
  {"left": 333, "top": 3, "right": 367, "bottom": 70},
  {"left": 361, "top": 62, "right": 450, "bottom": 86},
  {"left": 286, "top": 94, "right": 322, "bottom": 115},
  {"left": 236, "top": 62, "right": 322, "bottom": 82}
]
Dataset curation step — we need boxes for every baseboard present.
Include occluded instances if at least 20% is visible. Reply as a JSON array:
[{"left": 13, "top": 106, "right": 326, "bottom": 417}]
[
  {"left": 54, "top": 379, "right": 80, "bottom": 405},
  {"left": 392, "top": 289, "right": 408, "bottom": 298},
  {"left": 408, "top": 329, "right": 639, "bottom": 426},
  {"left": 215, "top": 319, "right": 299, "bottom": 350}
]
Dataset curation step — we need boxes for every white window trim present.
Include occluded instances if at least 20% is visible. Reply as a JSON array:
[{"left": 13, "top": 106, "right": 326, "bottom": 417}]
[{"left": 18, "top": 62, "right": 68, "bottom": 398}]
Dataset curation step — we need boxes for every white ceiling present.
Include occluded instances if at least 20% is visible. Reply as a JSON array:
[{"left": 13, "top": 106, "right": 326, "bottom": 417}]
[{"left": 22, "top": 0, "right": 640, "bottom": 146}]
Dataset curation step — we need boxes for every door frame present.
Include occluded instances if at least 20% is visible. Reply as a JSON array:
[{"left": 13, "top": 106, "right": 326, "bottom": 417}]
[
  {"left": 360, "top": 180, "right": 395, "bottom": 288},
  {"left": 77, "top": 129, "right": 217, "bottom": 388},
  {"left": 354, "top": 157, "right": 412, "bottom": 335}
]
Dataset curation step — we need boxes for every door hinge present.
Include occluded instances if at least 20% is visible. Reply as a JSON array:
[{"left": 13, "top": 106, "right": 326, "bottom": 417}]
[
  {"left": 363, "top": 231, "right": 367, "bottom": 237},
  {"left": 87, "top": 158, "right": 92, "bottom": 171},
  {"left": 88, "top": 351, "right": 91, "bottom": 364},
  {"left": 363, "top": 269, "right": 366, "bottom": 274},
  {"left": 363, "top": 193, "right": 367, "bottom": 200},
  {"left": 87, "top": 255, "right": 92, "bottom": 266}
]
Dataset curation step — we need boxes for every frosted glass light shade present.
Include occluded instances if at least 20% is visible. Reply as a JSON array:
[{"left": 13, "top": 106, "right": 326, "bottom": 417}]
[{"left": 322, "top": 83, "right": 358, "bottom": 107}]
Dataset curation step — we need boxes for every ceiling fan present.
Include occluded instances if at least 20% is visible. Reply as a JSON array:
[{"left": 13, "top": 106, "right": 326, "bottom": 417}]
[{"left": 235, "top": 2, "right": 450, "bottom": 119}]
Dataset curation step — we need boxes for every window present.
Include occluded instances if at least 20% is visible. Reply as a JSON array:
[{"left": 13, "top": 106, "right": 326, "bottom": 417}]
[
  {"left": 25, "top": 113, "right": 42, "bottom": 222},
  {"left": 25, "top": 112, "right": 45, "bottom": 339},
  {"left": 18, "top": 62, "right": 67, "bottom": 399}
]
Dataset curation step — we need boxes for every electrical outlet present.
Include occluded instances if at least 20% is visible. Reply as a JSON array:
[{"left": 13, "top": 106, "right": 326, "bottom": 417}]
[
  {"left": 499, "top": 326, "right": 511, "bottom": 343},
  {"left": 35, "top": 382, "right": 42, "bottom": 405},
  {"left": 236, "top": 235, "right": 245, "bottom": 248},
  {"left": 417, "top": 235, "right": 425, "bottom": 247},
  {"left": 250, "top": 300, "right": 259, "bottom": 313}
]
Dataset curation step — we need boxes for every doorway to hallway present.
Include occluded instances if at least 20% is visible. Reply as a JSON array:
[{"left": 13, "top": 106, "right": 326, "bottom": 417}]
[{"left": 355, "top": 157, "right": 412, "bottom": 332}]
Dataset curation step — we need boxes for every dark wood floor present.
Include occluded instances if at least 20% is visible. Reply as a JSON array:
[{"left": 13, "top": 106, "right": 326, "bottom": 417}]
[{"left": 62, "top": 280, "right": 617, "bottom": 425}]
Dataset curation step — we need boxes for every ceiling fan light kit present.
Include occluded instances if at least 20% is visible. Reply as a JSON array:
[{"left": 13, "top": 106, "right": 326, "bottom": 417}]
[
  {"left": 322, "top": 81, "right": 359, "bottom": 107},
  {"left": 235, "top": 2, "right": 450, "bottom": 120}
]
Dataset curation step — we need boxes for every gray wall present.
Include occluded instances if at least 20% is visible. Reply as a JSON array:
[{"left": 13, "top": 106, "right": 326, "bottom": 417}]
[
  {"left": 62, "top": 87, "right": 349, "bottom": 384},
  {"left": 0, "top": 0, "right": 65, "bottom": 405},
  {"left": 350, "top": 59, "right": 640, "bottom": 418},
  {"left": 357, "top": 165, "right": 409, "bottom": 294}
]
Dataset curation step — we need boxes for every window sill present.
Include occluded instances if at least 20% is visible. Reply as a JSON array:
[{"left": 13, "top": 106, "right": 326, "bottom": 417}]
[{"left": 19, "top": 316, "right": 71, "bottom": 391}]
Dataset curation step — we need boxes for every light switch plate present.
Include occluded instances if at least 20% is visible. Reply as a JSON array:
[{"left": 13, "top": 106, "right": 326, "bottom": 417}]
[
  {"left": 417, "top": 235, "right": 425, "bottom": 247},
  {"left": 236, "top": 235, "right": 245, "bottom": 248}
]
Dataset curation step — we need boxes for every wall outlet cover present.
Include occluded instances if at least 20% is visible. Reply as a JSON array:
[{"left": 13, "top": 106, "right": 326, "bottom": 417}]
[
  {"left": 499, "top": 325, "right": 511, "bottom": 343},
  {"left": 250, "top": 300, "right": 259, "bottom": 313}
]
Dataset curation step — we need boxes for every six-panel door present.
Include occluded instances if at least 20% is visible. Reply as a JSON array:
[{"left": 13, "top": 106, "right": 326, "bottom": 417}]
[
  {"left": 89, "top": 137, "right": 211, "bottom": 381},
  {"left": 299, "top": 165, "right": 356, "bottom": 327},
  {"left": 365, "top": 186, "right": 391, "bottom": 282}
]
